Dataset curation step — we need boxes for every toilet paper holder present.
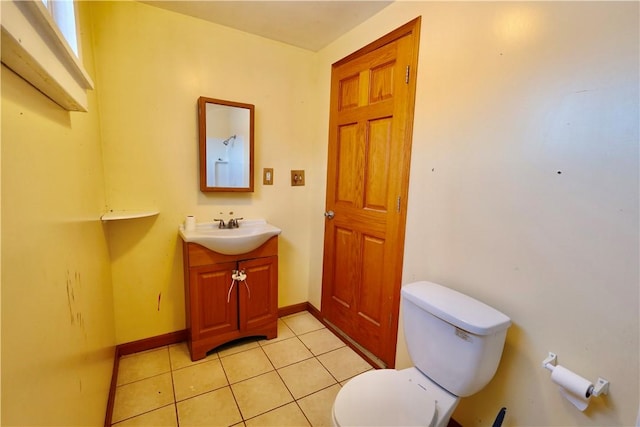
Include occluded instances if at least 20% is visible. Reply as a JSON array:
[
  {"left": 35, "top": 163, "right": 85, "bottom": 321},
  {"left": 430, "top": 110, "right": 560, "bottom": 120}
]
[{"left": 542, "top": 352, "right": 610, "bottom": 397}]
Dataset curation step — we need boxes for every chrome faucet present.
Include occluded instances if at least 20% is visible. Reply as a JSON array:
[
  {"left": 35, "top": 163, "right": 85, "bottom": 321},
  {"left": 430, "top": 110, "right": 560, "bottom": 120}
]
[{"left": 214, "top": 217, "right": 243, "bottom": 229}]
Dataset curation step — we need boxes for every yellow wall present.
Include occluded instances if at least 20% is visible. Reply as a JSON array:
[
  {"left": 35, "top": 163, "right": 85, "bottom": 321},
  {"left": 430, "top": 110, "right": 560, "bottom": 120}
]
[
  {"left": 89, "top": 1, "right": 319, "bottom": 343},
  {"left": 1, "top": 3, "right": 116, "bottom": 425},
  {"left": 315, "top": 2, "right": 639, "bottom": 426},
  {"left": 2, "top": 1, "right": 637, "bottom": 425}
]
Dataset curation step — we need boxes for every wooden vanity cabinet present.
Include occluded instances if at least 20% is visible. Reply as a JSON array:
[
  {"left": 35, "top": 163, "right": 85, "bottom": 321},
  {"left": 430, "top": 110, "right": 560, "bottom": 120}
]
[{"left": 182, "top": 236, "right": 278, "bottom": 361}]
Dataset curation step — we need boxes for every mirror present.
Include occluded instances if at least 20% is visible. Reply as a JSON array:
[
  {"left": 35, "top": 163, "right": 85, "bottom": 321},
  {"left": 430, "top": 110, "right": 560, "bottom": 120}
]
[{"left": 198, "top": 97, "right": 254, "bottom": 192}]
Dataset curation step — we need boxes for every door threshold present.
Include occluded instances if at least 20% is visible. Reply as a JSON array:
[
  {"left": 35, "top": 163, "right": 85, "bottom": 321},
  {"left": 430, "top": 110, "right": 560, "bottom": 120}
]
[{"left": 323, "top": 319, "right": 387, "bottom": 369}]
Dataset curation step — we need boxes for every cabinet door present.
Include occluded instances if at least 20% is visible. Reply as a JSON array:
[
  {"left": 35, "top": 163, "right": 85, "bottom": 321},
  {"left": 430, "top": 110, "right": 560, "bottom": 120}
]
[
  {"left": 238, "top": 256, "right": 278, "bottom": 331},
  {"left": 190, "top": 261, "right": 238, "bottom": 339}
]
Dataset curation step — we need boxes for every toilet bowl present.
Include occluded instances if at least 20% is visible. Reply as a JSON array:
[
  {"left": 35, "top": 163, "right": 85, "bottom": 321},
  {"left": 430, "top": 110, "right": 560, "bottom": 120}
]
[
  {"left": 332, "top": 368, "right": 459, "bottom": 427},
  {"left": 331, "top": 281, "right": 511, "bottom": 427}
]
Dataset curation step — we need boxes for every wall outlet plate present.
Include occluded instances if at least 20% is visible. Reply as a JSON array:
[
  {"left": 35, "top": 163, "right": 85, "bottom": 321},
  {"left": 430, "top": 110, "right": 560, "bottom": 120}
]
[
  {"left": 291, "top": 170, "right": 305, "bottom": 186},
  {"left": 263, "top": 168, "right": 274, "bottom": 185}
]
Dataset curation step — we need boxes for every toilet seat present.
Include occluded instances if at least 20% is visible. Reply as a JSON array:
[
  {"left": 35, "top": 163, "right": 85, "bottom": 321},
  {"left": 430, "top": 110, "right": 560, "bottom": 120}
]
[{"left": 332, "top": 369, "right": 439, "bottom": 427}]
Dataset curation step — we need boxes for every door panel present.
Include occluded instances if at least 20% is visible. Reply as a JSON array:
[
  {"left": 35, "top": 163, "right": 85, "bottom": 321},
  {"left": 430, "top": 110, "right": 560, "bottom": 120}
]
[
  {"left": 336, "top": 123, "right": 361, "bottom": 205},
  {"left": 365, "top": 117, "right": 392, "bottom": 210},
  {"left": 322, "top": 18, "right": 421, "bottom": 367},
  {"left": 191, "top": 261, "right": 238, "bottom": 339},
  {"left": 331, "top": 226, "right": 357, "bottom": 309},
  {"left": 339, "top": 75, "right": 360, "bottom": 110},
  {"left": 369, "top": 61, "right": 395, "bottom": 103},
  {"left": 240, "top": 256, "right": 278, "bottom": 331},
  {"left": 359, "top": 234, "right": 385, "bottom": 325}
]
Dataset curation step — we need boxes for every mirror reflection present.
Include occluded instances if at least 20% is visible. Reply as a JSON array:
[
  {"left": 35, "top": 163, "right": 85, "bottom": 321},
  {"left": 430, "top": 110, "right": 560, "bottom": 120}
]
[{"left": 198, "top": 97, "right": 254, "bottom": 192}]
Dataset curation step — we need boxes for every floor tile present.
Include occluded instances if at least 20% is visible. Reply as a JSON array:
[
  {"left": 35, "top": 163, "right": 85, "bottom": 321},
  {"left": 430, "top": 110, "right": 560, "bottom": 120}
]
[
  {"left": 220, "top": 347, "right": 274, "bottom": 384},
  {"left": 110, "top": 311, "right": 376, "bottom": 427},
  {"left": 262, "top": 337, "right": 314, "bottom": 368},
  {"left": 297, "top": 384, "right": 342, "bottom": 427},
  {"left": 117, "top": 347, "right": 171, "bottom": 385},
  {"left": 259, "top": 319, "right": 295, "bottom": 345},
  {"left": 168, "top": 342, "right": 215, "bottom": 371},
  {"left": 281, "top": 312, "right": 325, "bottom": 335},
  {"left": 231, "top": 371, "right": 294, "bottom": 419},
  {"left": 317, "top": 346, "right": 372, "bottom": 382},
  {"left": 245, "top": 402, "right": 310, "bottom": 427},
  {"left": 112, "top": 373, "right": 174, "bottom": 423},
  {"left": 172, "top": 358, "right": 228, "bottom": 401},
  {"left": 112, "top": 404, "right": 177, "bottom": 426},
  {"left": 176, "top": 386, "right": 242, "bottom": 427},
  {"left": 298, "top": 328, "right": 345, "bottom": 356},
  {"left": 278, "top": 358, "right": 337, "bottom": 399}
]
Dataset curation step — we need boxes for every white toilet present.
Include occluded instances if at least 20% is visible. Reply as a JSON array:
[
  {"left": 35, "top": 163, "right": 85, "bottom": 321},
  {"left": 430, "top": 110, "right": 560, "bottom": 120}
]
[{"left": 332, "top": 281, "right": 511, "bottom": 427}]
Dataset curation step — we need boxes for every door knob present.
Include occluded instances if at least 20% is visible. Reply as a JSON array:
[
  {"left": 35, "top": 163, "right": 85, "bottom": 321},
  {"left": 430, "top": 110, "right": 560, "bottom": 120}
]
[{"left": 324, "top": 210, "right": 335, "bottom": 219}]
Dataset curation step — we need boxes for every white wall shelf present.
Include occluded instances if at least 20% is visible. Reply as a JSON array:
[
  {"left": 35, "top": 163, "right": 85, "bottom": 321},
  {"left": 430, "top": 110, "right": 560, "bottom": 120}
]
[{"left": 101, "top": 210, "right": 159, "bottom": 221}]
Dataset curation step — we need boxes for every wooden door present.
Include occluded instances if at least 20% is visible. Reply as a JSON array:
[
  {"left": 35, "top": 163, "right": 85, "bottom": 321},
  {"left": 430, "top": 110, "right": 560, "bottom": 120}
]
[
  {"left": 321, "top": 18, "right": 420, "bottom": 367},
  {"left": 239, "top": 256, "right": 278, "bottom": 331},
  {"left": 191, "top": 261, "right": 238, "bottom": 340}
]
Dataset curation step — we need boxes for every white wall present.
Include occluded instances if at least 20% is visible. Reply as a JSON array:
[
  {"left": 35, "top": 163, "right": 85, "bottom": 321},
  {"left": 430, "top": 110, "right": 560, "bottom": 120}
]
[{"left": 314, "top": 2, "right": 639, "bottom": 426}]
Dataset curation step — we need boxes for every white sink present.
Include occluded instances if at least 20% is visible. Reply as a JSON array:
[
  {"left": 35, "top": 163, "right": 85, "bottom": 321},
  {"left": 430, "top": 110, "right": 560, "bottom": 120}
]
[{"left": 179, "top": 219, "right": 281, "bottom": 255}]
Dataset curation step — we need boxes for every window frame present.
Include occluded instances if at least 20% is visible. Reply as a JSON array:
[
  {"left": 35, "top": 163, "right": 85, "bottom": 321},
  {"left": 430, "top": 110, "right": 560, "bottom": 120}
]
[{"left": 1, "top": 0, "right": 93, "bottom": 111}]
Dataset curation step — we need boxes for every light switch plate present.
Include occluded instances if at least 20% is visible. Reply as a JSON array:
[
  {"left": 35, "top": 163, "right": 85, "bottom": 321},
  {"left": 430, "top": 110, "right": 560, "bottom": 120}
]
[
  {"left": 263, "top": 168, "right": 274, "bottom": 185},
  {"left": 291, "top": 170, "right": 305, "bottom": 186}
]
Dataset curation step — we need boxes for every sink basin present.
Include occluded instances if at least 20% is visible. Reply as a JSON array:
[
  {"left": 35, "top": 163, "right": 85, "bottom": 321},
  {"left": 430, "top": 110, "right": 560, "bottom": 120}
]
[{"left": 179, "top": 219, "right": 281, "bottom": 255}]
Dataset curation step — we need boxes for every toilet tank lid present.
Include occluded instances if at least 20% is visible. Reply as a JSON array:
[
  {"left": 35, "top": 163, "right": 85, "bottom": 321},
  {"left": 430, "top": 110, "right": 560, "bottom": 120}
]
[{"left": 402, "top": 281, "right": 511, "bottom": 335}]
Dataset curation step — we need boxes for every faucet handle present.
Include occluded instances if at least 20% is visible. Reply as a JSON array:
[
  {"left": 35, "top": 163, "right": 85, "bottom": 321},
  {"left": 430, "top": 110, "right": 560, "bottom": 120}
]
[
  {"left": 213, "top": 218, "right": 225, "bottom": 228},
  {"left": 230, "top": 217, "right": 243, "bottom": 228}
]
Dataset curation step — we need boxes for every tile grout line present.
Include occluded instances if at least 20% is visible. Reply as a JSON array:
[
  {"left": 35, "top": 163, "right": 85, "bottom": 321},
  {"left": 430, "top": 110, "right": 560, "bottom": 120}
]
[
  {"left": 267, "top": 337, "right": 311, "bottom": 426},
  {"left": 226, "top": 320, "right": 325, "bottom": 424},
  {"left": 111, "top": 345, "right": 175, "bottom": 425},
  {"left": 218, "top": 342, "right": 246, "bottom": 424},
  {"left": 242, "top": 343, "right": 295, "bottom": 425},
  {"left": 243, "top": 323, "right": 330, "bottom": 426},
  {"left": 250, "top": 327, "right": 300, "bottom": 422},
  {"left": 278, "top": 321, "right": 342, "bottom": 425},
  {"left": 112, "top": 404, "right": 176, "bottom": 426},
  {"left": 113, "top": 312, "right": 365, "bottom": 426},
  {"left": 166, "top": 345, "right": 181, "bottom": 427}
]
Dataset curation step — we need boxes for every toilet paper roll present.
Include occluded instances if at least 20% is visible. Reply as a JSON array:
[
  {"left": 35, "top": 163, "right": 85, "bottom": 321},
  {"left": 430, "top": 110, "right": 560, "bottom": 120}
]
[
  {"left": 551, "top": 365, "right": 593, "bottom": 411},
  {"left": 185, "top": 215, "right": 196, "bottom": 231}
]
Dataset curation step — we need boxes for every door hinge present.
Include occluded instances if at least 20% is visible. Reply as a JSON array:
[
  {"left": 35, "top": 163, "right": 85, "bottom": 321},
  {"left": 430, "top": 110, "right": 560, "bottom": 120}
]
[
  {"left": 396, "top": 196, "right": 401, "bottom": 212},
  {"left": 405, "top": 65, "right": 410, "bottom": 84}
]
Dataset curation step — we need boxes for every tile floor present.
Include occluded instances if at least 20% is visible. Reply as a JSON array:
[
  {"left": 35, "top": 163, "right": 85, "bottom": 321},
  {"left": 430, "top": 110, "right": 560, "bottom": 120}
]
[{"left": 111, "top": 311, "right": 374, "bottom": 426}]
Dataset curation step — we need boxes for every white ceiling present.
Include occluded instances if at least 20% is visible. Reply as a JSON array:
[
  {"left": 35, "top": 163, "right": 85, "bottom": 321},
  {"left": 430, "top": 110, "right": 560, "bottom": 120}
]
[{"left": 140, "top": 1, "right": 393, "bottom": 51}]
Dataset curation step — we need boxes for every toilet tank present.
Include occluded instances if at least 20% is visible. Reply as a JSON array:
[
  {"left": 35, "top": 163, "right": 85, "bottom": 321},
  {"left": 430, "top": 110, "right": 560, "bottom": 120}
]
[{"left": 401, "top": 281, "right": 511, "bottom": 397}]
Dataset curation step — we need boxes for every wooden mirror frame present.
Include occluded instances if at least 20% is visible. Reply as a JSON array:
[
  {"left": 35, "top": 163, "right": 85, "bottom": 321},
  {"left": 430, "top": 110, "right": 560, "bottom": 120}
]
[{"left": 198, "top": 96, "right": 255, "bottom": 192}]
